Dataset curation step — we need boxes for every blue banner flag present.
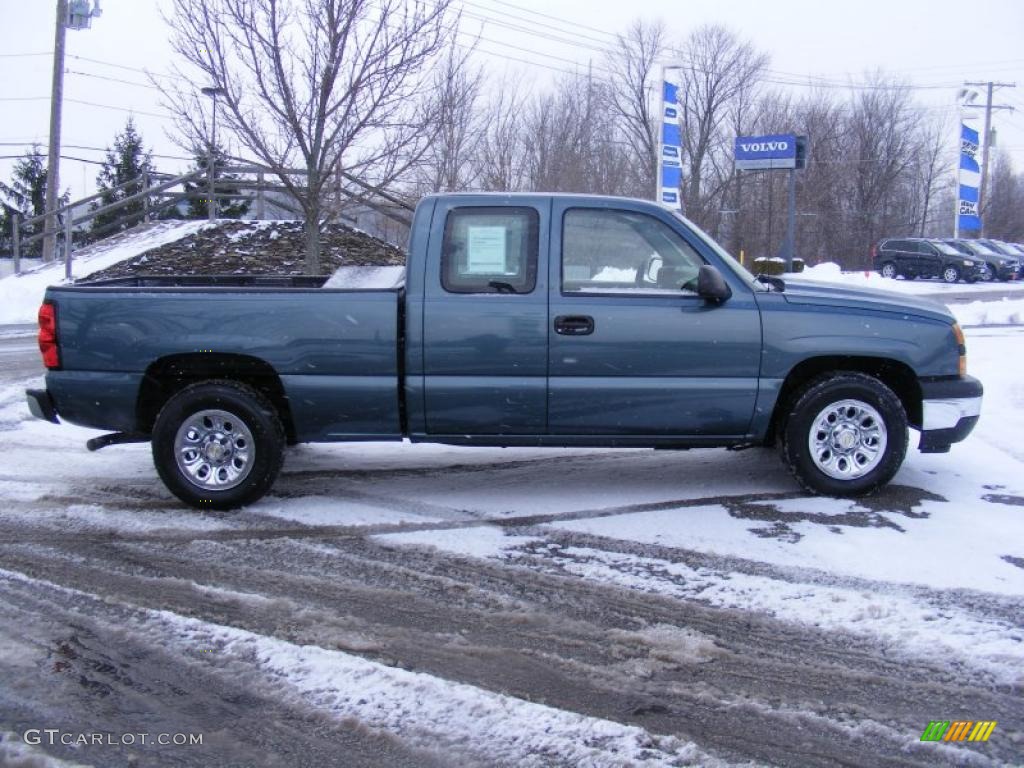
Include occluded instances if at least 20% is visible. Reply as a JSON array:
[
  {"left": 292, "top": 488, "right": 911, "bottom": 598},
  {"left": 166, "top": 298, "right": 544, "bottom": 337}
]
[
  {"left": 957, "top": 123, "right": 981, "bottom": 232},
  {"left": 658, "top": 80, "right": 682, "bottom": 211}
]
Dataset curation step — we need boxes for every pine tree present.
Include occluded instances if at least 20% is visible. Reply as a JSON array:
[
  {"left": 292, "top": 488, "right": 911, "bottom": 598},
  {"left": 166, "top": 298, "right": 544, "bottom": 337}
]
[
  {"left": 90, "top": 117, "right": 154, "bottom": 235},
  {"left": 0, "top": 145, "right": 68, "bottom": 254},
  {"left": 179, "top": 143, "right": 250, "bottom": 220}
]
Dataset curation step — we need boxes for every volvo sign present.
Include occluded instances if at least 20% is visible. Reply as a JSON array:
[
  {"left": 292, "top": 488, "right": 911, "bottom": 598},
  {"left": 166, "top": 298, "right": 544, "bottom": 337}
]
[{"left": 734, "top": 134, "right": 805, "bottom": 170}]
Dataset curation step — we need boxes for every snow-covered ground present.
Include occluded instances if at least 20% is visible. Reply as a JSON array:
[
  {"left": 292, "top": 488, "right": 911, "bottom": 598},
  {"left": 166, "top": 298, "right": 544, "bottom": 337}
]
[
  {"left": 0, "top": 323, "right": 1021, "bottom": 765},
  {"left": 0, "top": 220, "right": 214, "bottom": 324}
]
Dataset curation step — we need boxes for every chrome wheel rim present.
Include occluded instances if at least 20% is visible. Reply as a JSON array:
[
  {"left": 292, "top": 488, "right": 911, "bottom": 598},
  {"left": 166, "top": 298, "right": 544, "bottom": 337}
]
[
  {"left": 174, "top": 409, "right": 255, "bottom": 491},
  {"left": 808, "top": 399, "right": 887, "bottom": 480},
  {"left": 881, "top": 263, "right": 896, "bottom": 278},
  {"left": 943, "top": 267, "right": 958, "bottom": 283}
]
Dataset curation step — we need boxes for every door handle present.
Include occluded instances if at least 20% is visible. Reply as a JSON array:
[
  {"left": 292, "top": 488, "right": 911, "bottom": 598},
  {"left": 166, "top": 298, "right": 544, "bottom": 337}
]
[{"left": 554, "top": 315, "right": 595, "bottom": 335}]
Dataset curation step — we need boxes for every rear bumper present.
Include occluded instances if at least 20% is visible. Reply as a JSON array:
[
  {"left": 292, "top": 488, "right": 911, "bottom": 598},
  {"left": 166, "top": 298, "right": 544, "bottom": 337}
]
[
  {"left": 26, "top": 388, "right": 59, "bottom": 424},
  {"left": 917, "top": 375, "right": 982, "bottom": 453}
]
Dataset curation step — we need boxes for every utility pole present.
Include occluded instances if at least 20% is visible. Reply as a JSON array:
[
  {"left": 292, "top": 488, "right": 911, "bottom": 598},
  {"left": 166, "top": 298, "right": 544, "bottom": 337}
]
[
  {"left": 42, "top": 0, "right": 69, "bottom": 263},
  {"left": 963, "top": 80, "right": 1016, "bottom": 235},
  {"left": 43, "top": 0, "right": 102, "bottom": 262}
]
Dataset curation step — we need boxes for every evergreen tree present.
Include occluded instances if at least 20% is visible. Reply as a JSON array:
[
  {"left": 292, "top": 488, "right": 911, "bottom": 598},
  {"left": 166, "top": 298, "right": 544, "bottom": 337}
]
[
  {"left": 90, "top": 117, "right": 154, "bottom": 235},
  {"left": 180, "top": 143, "right": 250, "bottom": 220},
  {"left": 0, "top": 145, "right": 68, "bottom": 254}
]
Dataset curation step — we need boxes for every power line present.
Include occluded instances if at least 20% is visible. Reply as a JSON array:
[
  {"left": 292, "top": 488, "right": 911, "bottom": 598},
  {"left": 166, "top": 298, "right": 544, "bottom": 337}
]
[
  {"left": 65, "top": 98, "right": 173, "bottom": 120},
  {"left": 470, "top": 0, "right": 620, "bottom": 40},
  {"left": 66, "top": 69, "right": 160, "bottom": 90}
]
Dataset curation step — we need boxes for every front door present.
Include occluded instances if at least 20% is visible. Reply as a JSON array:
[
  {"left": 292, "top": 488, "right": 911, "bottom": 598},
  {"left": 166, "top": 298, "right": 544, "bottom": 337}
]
[{"left": 547, "top": 201, "right": 761, "bottom": 437}]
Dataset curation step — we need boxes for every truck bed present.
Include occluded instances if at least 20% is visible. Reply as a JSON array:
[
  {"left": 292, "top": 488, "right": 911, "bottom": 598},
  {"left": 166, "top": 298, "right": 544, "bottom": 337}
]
[{"left": 44, "top": 280, "right": 404, "bottom": 441}]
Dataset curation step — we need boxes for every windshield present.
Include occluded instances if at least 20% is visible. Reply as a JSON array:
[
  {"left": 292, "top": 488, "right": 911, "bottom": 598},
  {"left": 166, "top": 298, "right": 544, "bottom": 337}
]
[
  {"left": 671, "top": 212, "right": 765, "bottom": 291},
  {"left": 932, "top": 241, "right": 962, "bottom": 256},
  {"left": 968, "top": 242, "right": 997, "bottom": 256}
]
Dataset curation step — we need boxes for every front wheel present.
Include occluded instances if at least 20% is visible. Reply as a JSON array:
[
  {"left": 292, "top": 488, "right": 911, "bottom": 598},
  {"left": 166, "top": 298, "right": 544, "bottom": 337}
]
[
  {"left": 152, "top": 380, "right": 285, "bottom": 509},
  {"left": 942, "top": 265, "right": 961, "bottom": 283},
  {"left": 779, "top": 373, "right": 907, "bottom": 497}
]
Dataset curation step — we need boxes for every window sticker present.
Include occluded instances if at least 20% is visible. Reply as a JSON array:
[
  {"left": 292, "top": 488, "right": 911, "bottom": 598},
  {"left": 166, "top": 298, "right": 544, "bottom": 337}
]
[{"left": 466, "top": 226, "right": 508, "bottom": 274}]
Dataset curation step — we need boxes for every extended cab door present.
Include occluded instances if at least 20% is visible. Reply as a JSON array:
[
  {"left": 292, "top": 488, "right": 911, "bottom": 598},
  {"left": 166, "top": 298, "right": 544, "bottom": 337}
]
[
  {"left": 419, "top": 196, "right": 550, "bottom": 434},
  {"left": 547, "top": 200, "right": 761, "bottom": 437}
]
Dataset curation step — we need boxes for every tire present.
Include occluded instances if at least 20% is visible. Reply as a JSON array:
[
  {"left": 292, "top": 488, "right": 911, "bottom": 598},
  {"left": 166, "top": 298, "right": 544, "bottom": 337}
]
[
  {"left": 942, "top": 265, "right": 960, "bottom": 284},
  {"left": 779, "top": 372, "right": 907, "bottom": 497},
  {"left": 152, "top": 380, "right": 285, "bottom": 510},
  {"left": 879, "top": 262, "right": 898, "bottom": 279},
  {"left": 982, "top": 263, "right": 996, "bottom": 282}
]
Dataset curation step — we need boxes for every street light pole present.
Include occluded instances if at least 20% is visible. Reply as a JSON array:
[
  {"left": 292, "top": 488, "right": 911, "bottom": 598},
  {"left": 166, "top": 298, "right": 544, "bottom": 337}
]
[{"left": 201, "top": 86, "right": 225, "bottom": 221}]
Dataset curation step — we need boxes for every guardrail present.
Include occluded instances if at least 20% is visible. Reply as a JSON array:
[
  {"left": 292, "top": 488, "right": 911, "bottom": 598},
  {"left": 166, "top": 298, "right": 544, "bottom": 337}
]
[{"left": 6, "top": 163, "right": 415, "bottom": 278}]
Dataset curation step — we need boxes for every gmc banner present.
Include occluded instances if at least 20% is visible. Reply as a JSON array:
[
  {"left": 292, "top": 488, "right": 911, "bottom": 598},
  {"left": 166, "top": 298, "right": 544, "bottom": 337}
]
[
  {"left": 734, "top": 134, "right": 798, "bottom": 170},
  {"left": 957, "top": 123, "right": 982, "bottom": 233},
  {"left": 658, "top": 80, "right": 683, "bottom": 211}
]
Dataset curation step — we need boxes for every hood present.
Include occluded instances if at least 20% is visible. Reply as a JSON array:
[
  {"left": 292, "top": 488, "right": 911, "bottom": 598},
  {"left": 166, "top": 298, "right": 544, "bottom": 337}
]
[{"left": 781, "top": 279, "right": 954, "bottom": 324}]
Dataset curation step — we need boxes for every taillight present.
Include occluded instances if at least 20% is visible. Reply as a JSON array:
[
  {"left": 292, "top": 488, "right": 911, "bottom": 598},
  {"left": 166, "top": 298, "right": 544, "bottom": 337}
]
[
  {"left": 952, "top": 323, "right": 966, "bottom": 376},
  {"left": 38, "top": 302, "right": 60, "bottom": 369}
]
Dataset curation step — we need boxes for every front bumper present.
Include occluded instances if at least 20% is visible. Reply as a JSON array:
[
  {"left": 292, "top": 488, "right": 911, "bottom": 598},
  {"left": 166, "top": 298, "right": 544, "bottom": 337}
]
[
  {"left": 26, "top": 388, "right": 59, "bottom": 424},
  {"left": 918, "top": 375, "right": 982, "bottom": 453},
  {"left": 992, "top": 262, "right": 1020, "bottom": 281},
  {"left": 963, "top": 264, "right": 990, "bottom": 281}
]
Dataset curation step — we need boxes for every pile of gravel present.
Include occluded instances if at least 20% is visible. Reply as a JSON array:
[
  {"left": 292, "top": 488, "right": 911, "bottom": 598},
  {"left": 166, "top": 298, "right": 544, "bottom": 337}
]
[{"left": 84, "top": 220, "right": 405, "bottom": 281}]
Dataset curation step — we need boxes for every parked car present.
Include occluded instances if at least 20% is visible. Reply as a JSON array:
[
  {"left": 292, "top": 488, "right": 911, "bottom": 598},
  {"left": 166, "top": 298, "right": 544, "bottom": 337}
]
[
  {"left": 27, "top": 193, "right": 982, "bottom": 508},
  {"left": 973, "top": 239, "right": 1022, "bottom": 281},
  {"left": 943, "top": 239, "right": 1017, "bottom": 282},
  {"left": 872, "top": 237, "right": 986, "bottom": 283}
]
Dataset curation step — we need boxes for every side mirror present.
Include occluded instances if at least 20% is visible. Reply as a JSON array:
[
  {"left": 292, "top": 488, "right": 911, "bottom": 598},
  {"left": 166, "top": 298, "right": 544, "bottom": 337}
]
[{"left": 697, "top": 265, "right": 732, "bottom": 304}]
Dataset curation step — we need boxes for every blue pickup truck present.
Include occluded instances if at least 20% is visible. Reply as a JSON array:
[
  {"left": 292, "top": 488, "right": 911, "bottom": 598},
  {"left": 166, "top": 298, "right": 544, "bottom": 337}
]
[{"left": 27, "top": 193, "right": 982, "bottom": 509}]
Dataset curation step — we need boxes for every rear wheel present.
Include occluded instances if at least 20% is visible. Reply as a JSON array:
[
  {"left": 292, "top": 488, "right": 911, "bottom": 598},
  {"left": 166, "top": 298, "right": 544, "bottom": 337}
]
[
  {"left": 879, "top": 262, "right": 898, "bottom": 279},
  {"left": 779, "top": 372, "right": 907, "bottom": 497},
  {"left": 152, "top": 380, "right": 285, "bottom": 509},
  {"left": 942, "top": 265, "right": 961, "bottom": 283}
]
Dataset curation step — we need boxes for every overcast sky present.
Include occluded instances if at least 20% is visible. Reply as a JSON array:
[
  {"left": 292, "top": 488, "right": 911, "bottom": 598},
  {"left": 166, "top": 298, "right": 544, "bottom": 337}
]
[{"left": 2, "top": 0, "right": 1022, "bottom": 207}]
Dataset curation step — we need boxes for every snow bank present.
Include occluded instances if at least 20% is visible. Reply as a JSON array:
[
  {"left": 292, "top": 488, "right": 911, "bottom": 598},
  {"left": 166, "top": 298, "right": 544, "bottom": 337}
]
[
  {"left": 0, "top": 220, "right": 215, "bottom": 324},
  {"left": 792, "top": 262, "right": 1024, "bottom": 296},
  {"left": 951, "top": 298, "right": 1024, "bottom": 326}
]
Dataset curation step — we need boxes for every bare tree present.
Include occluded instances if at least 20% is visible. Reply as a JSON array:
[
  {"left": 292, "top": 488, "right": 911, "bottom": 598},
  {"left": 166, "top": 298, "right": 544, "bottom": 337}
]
[
  {"left": 985, "top": 150, "right": 1024, "bottom": 241},
  {"left": 676, "top": 25, "right": 769, "bottom": 226},
  {"left": 912, "top": 113, "right": 952, "bottom": 236},
  {"left": 161, "top": 0, "right": 458, "bottom": 273},
  {"left": 414, "top": 49, "right": 484, "bottom": 193},
  {"left": 605, "top": 19, "right": 666, "bottom": 196},
  {"left": 475, "top": 76, "right": 529, "bottom": 191}
]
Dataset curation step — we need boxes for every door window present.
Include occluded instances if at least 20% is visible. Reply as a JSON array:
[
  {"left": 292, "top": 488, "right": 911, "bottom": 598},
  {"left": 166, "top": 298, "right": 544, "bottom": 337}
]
[
  {"left": 442, "top": 207, "right": 539, "bottom": 294},
  {"left": 562, "top": 208, "right": 704, "bottom": 295}
]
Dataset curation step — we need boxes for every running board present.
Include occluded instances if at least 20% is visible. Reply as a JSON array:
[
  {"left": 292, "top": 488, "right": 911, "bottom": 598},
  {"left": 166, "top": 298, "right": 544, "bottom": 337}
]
[{"left": 86, "top": 432, "right": 150, "bottom": 451}]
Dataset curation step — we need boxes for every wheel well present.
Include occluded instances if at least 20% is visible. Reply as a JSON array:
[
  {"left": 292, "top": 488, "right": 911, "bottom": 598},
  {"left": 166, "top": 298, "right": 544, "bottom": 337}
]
[
  {"left": 765, "top": 356, "right": 921, "bottom": 445},
  {"left": 136, "top": 353, "right": 297, "bottom": 442}
]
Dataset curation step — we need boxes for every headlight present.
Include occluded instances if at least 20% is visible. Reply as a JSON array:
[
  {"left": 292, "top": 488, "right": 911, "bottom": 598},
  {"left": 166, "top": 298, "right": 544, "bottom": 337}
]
[{"left": 963, "top": 260, "right": 974, "bottom": 266}]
